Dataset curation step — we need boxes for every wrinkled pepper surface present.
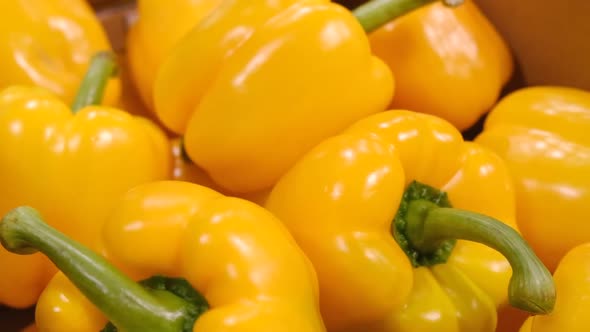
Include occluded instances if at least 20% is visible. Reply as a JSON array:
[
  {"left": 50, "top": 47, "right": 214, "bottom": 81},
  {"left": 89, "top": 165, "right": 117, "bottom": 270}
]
[
  {"left": 519, "top": 243, "right": 590, "bottom": 331},
  {"left": 265, "top": 110, "right": 555, "bottom": 331},
  {"left": 0, "top": 0, "right": 120, "bottom": 105},
  {"left": 0, "top": 52, "right": 170, "bottom": 308},
  {"left": 127, "top": 0, "right": 223, "bottom": 110},
  {"left": 0, "top": 181, "right": 326, "bottom": 332},
  {"left": 153, "top": 0, "right": 411, "bottom": 194},
  {"left": 475, "top": 86, "right": 590, "bottom": 272},
  {"left": 365, "top": 0, "right": 513, "bottom": 131}
]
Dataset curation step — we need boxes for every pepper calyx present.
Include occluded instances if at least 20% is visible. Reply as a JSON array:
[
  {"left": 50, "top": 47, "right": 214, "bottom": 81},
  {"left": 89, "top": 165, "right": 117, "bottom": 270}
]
[
  {"left": 102, "top": 276, "right": 209, "bottom": 332},
  {"left": 393, "top": 181, "right": 456, "bottom": 267}
]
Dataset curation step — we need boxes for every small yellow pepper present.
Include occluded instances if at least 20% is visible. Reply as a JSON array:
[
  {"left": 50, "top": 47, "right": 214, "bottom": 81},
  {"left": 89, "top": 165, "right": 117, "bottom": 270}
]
[
  {"left": 265, "top": 110, "right": 555, "bottom": 331},
  {"left": 0, "top": 0, "right": 120, "bottom": 105},
  {"left": 475, "top": 86, "right": 590, "bottom": 271},
  {"left": 0, "top": 53, "right": 170, "bottom": 308},
  {"left": 127, "top": 0, "right": 223, "bottom": 109},
  {"left": 366, "top": 0, "right": 513, "bottom": 130},
  {"left": 0, "top": 181, "right": 326, "bottom": 332},
  {"left": 519, "top": 243, "right": 590, "bottom": 331}
]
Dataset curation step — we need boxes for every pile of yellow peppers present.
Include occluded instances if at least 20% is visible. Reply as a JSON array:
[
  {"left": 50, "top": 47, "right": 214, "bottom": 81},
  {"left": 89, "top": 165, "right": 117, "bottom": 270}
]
[{"left": 0, "top": 0, "right": 588, "bottom": 331}]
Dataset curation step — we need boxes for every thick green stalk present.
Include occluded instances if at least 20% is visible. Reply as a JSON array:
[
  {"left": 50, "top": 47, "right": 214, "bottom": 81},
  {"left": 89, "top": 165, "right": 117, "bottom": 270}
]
[
  {"left": 0, "top": 207, "right": 200, "bottom": 332},
  {"left": 353, "top": 0, "right": 464, "bottom": 33},
  {"left": 405, "top": 199, "right": 556, "bottom": 314},
  {"left": 71, "top": 51, "right": 117, "bottom": 113}
]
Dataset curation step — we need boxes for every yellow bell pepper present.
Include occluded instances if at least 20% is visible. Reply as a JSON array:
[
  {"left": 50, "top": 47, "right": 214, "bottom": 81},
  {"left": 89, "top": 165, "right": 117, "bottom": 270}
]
[
  {"left": 265, "top": 110, "right": 555, "bottom": 331},
  {"left": 475, "top": 86, "right": 590, "bottom": 272},
  {"left": 365, "top": 0, "right": 513, "bottom": 131},
  {"left": 156, "top": 0, "right": 453, "bottom": 194},
  {"left": 519, "top": 243, "right": 590, "bottom": 331},
  {"left": 0, "top": 181, "right": 326, "bottom": 332},
  {"left": 127, "top": 0, "right": 223, "bottom": 110},
  {"left": 0, "top": 52, "right": 170, "bottom": 309},
  {"left": 0, "top": 0, "right": 120, "bottom": 105}
]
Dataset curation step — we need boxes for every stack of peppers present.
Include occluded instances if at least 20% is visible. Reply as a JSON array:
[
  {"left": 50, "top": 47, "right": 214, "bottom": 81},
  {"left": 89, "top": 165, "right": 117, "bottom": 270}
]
[{"left": 0, "top": 0, "right": 588, "bottom": 331}]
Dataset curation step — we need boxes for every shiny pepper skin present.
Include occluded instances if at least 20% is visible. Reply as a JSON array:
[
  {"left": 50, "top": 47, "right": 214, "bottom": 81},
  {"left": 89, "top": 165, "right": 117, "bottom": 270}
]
[
  {"left": 266, "top": 110, "right": 518, "bottom": 331},
  {"left": 368, "top": 0, "right": 513, "bottom": 130},
  {"left": 475, "top": 86, "right": 590, "bottom": 271},
  {"left": 0, "top": 0, "right": 120, "bottom": 105},
  {"left": 154, "top": 0, "right": 394, "bottom": 194},
  {"left": 35, "top": 181, "right": 326, "bottom": 332},
  {"left": 0, "top": 86, "right": 170, "bottom": 308},
  {"left": 127, "top": 0, "right": 223, "bottom": 109},
  {"left": 519, "top": 244, "right": 590, "bottom": 332}
]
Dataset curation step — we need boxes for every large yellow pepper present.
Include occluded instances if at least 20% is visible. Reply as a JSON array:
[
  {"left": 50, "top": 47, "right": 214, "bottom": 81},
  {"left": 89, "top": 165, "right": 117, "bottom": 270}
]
[
  {"left": 0, "top": 181, "right": 326, "bottom": 332},
  {"left": 0, "top": 0, "right": 120, "bottom": 105},
  {"left": 153, "top": 0, "right": 422, "bottom": 194},
  {"left": 265, "top": 110, "right": 555, "bottom": 331},
  {"left": 0, "top": 53, "right": 170, "bottom": 309},
  {"left": 365, "top": 0, "right": 513, "bottom": 131},
  {"left": 475, "top": 87, "right": 590, "bottom": 272},
  {"left": 127, "top": 0, "right": 223, "bottom": 109},
  {"left": 519, "top": 243, "right": 590, "bottom": 331}
]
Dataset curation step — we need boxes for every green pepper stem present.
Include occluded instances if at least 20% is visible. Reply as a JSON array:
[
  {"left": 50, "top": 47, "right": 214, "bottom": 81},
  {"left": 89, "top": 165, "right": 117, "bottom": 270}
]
[
  {"left": 353, "top": 0, "right": 464, "bottom": 33},
  {"left": 71, "top": 51, "right": 117, "bottom": 113},
  {"left": 405, "top": 200, "right": 556, "bottom": 315},
  {"left": 0, "top": 207, "right": 191, "bottom": 332}
]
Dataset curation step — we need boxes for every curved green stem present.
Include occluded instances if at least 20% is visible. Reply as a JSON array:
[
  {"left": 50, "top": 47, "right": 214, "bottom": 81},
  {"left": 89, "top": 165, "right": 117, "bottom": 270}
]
[
  {"left": 71, "top": 51, "right": 118, "bottom": 113},
  {"left": 0, "top": 207, "right": 202, "bottom": 332},
  {"left": 405, "top": 199, "right": 556, "bottom": 315},
  {"left": 353, "top": 0, "right": 464, "bottom": 33}
]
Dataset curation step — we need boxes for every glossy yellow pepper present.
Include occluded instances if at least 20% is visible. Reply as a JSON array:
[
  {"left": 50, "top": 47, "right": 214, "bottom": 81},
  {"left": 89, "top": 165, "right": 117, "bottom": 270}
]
[
  {"left": 265, "top": 110, "right": 555, "bottom": 331},
  {"left": 0, "top": 0, "right": 120, "bottom": 105},
  {"left": 475, "top": 86, "right": 590, "bottom": 272},
  {"left": 0, "top": 53, "right": 170, "bottom": 309},
  {"left": 153, "top": 0, "right": 408, "bottom": 194},
  {"left": 0, "top": 181, "right": 326, "bottom": 332},
  {"left": 366, "top": 0, "right": 513, "bottom": 130},
  {"left": 127, "top": 0, "right": 223, "bottom": 109},
  {"left": 519, "top": 243, "right": 590, "bottom": 331}
]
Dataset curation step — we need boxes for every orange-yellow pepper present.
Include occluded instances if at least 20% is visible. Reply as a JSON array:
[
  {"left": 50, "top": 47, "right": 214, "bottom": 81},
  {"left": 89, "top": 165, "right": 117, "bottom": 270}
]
[
  {"left": 366, "top": 0, "right": 513, "bottom": 130},
  {"left": 265, "top": 110, "right": 555, "bottom": 331},
  {"left": 0, "top": 0, "right": 120, "bottom": 105},
  {"left": 519, "top": 243, "right": 590, "bottom": 331},
  {"left": 0, "top": 181, "right": 326, "bottom": 332},
  {"left": 154, "top": 0, "right": 398, "bottom": 194},
  {"left": 0, "top": 53, "right": 170, "bottom": 308},
  {"left": 475, "top": 86, "right": 590, "bottom": 272},
  {"left": 127, "top": 0, "right": 223, "bottom": 109}
]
